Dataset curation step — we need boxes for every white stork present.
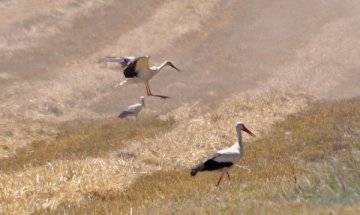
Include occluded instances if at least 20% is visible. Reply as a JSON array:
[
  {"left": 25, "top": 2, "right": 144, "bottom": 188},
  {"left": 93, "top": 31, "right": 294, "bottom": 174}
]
[
  {"left": 190, "top": 122, "right": 256, "bottom": 186},
  {"left": 101, "top": 56, "right": 181, "bottom": 99},
  {"left": 118, "top": 96, "right": 145, "bottom": 119}
]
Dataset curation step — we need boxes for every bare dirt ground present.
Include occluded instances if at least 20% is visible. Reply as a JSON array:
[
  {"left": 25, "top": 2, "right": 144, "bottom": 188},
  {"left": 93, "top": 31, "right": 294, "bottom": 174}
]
[{"left": 1, "top": 1, "right": 360, "bottom": 213}]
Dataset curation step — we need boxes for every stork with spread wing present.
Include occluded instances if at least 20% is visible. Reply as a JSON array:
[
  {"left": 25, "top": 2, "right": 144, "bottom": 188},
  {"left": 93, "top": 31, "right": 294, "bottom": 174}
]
[{"left": 101, "top": 56, "right": 181, "bottom": 99}]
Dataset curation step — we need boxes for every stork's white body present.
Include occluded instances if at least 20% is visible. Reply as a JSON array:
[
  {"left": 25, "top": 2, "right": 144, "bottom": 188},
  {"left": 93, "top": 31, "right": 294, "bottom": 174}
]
[
  {"left": 118, "top": 96, "right": 145, "bottom": 119},
  {"left": 120, "top": 65, "right": 160, "bottom": 85},
  {"left": 213, "top": 143, "right": 242, "bottom": 163}
]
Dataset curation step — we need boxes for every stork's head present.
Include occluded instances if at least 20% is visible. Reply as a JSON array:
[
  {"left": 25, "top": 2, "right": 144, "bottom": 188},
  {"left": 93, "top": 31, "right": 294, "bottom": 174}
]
[
  {"left": 166, "top": 61, "right": 181, "bottom": 72},
  {"left": 236, "top": 122, "right": 256, "bottom": 137},
  {"left": 140, "top": 96, "right": 145, "bottom": 108}
]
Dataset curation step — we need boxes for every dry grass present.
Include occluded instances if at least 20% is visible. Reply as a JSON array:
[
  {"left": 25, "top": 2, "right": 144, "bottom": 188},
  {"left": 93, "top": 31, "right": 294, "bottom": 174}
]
[
  {"left": 0, "top": 90, "right": 310, "bottom": 214},
  {"left": 0, "top": 116, "right": 174, "bottom": 172},
  {"left": 0, "top": 115, "right": 174, "bottom": 214},
  {"left": 45, "top": 97, "right": 360, "bottom": 214},
  {"left": 2, "top": 91, "right": 360, "bottom": 214}
]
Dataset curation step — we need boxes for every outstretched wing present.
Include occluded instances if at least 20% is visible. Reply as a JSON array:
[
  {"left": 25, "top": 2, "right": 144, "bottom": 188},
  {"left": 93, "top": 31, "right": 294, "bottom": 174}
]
[
  {"left": 123, "top": 56, "right": 150, "bottom": 78},
  {"left": 101, "top": 55, "right": 150, "bottom": 78},
  {"left": 100, "top": 56, "right": 136, "bottom": 68},
  {"left": 134, "top": 56, "right": 150, "bottom": 72}
]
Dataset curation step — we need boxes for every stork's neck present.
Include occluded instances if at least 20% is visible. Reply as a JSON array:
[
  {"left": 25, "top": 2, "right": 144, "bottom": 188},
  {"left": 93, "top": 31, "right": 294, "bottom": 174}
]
[
  {"left": 236, "top": 128, "right": 243, "bottom": 152},
  {"left": 152, "top": 61, "right": 168, "bottom": 72},
  {"left": 141, "top": 99, "right": 145, "bottom": 107}
]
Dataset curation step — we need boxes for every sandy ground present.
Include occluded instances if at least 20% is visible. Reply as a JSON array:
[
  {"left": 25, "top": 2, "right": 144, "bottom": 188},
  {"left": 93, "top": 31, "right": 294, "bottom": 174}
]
[{"left": 1, "top": 0, "right": 360, "bottom": 155}]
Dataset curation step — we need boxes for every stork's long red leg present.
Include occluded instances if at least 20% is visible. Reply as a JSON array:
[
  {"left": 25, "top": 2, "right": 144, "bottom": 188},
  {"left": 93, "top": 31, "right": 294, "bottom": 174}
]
[
  {"left": 216, "top": 173, "right": 225, "bottom": 186},
  {"left": 146, "top": 84, "right": 170, "bottom": 100},
  {"left": 226, "top": 172, "right": 231, "bottom": 183},
  {"left": 146, "top": 85, "right": 150, "bottom": 96}
]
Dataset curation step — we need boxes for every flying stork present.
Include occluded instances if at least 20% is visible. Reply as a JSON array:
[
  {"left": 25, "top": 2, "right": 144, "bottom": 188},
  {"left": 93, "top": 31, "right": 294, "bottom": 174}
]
[
  {"left": 101, "top": 56, "right": 181, "bottom": 99},
  {"left": 190, "top": 122, "right": 256, "bottom": 186},
  {"left": 118, "top": 96, "right": 145, "bottom": 119}
]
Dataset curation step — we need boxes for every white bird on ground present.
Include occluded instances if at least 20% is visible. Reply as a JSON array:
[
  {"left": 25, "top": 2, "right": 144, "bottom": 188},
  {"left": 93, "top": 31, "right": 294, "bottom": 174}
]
[
  {"left": 118, "top": 96, "right": 145, "bottom": 119},
  {"left": 101, "top": 56, "right": 181, "bottom": 99},
  {"left": 190, "top": 122, "right": 256, "bottom": 186}
]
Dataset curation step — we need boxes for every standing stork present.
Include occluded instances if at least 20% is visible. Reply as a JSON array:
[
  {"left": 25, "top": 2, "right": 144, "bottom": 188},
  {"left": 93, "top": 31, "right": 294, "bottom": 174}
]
[
  {"left": 118, "top": 96, "right": 145, "bottom": 119},
  {"left": 190, "top": 122, "right": 256, "bottom": 186},
  {"left": 101, "top": 56, "right": 181, "bottom": 99}
]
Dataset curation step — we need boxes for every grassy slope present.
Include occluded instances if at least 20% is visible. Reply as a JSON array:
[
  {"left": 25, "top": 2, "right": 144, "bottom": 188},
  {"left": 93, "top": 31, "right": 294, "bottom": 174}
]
[
  {"left": 0, "top": 116, "right": 175, "bottom": 214},
  {"left": 47, "top": 98, "right": 360, "bottom": 214},
  {"left": 0, "top": 117, "right": 174, "bottom": 172}
]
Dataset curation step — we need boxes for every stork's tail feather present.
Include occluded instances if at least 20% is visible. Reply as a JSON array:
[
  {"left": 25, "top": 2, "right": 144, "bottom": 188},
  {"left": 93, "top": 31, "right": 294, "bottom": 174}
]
[
  {"left": 118, "top": 111, "right": 131, "bottom": 118},
  {"left": 190, "top": 163, "right": 205, "bottom": 176}
]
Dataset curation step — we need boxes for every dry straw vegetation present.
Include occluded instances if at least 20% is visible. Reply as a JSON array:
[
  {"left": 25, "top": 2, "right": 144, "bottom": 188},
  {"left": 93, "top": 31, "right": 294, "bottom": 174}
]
[
  {"left": 1, "top": 91, "right": 360, "bottom": 214},
  {"left": 51, "top": 96, "right": 360, "bottom": 214}
]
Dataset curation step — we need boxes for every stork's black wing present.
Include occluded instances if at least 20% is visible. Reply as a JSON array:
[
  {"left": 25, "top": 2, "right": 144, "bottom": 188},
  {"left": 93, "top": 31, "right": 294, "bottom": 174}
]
[
  {"left": 123, "top": 56, "right": 150, "bottom": 78},
  {"left": 100, "top": 56, "right": 150, "bottom": 78},
  {"left": 123, "top": 59, "right": 138, "bottom": 78},
  {"left": 190, "top": 153, "right": 233, "bottom": 176}
]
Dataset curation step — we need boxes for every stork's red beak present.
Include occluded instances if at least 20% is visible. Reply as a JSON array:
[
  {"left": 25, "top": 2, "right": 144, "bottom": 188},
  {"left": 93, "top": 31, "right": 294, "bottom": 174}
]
[
  {"left": 170, "top": 63, "right": 181, "bottom": 72},
  {"left": 242, "top": 126, "right": 256, "bottom": 137}
]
